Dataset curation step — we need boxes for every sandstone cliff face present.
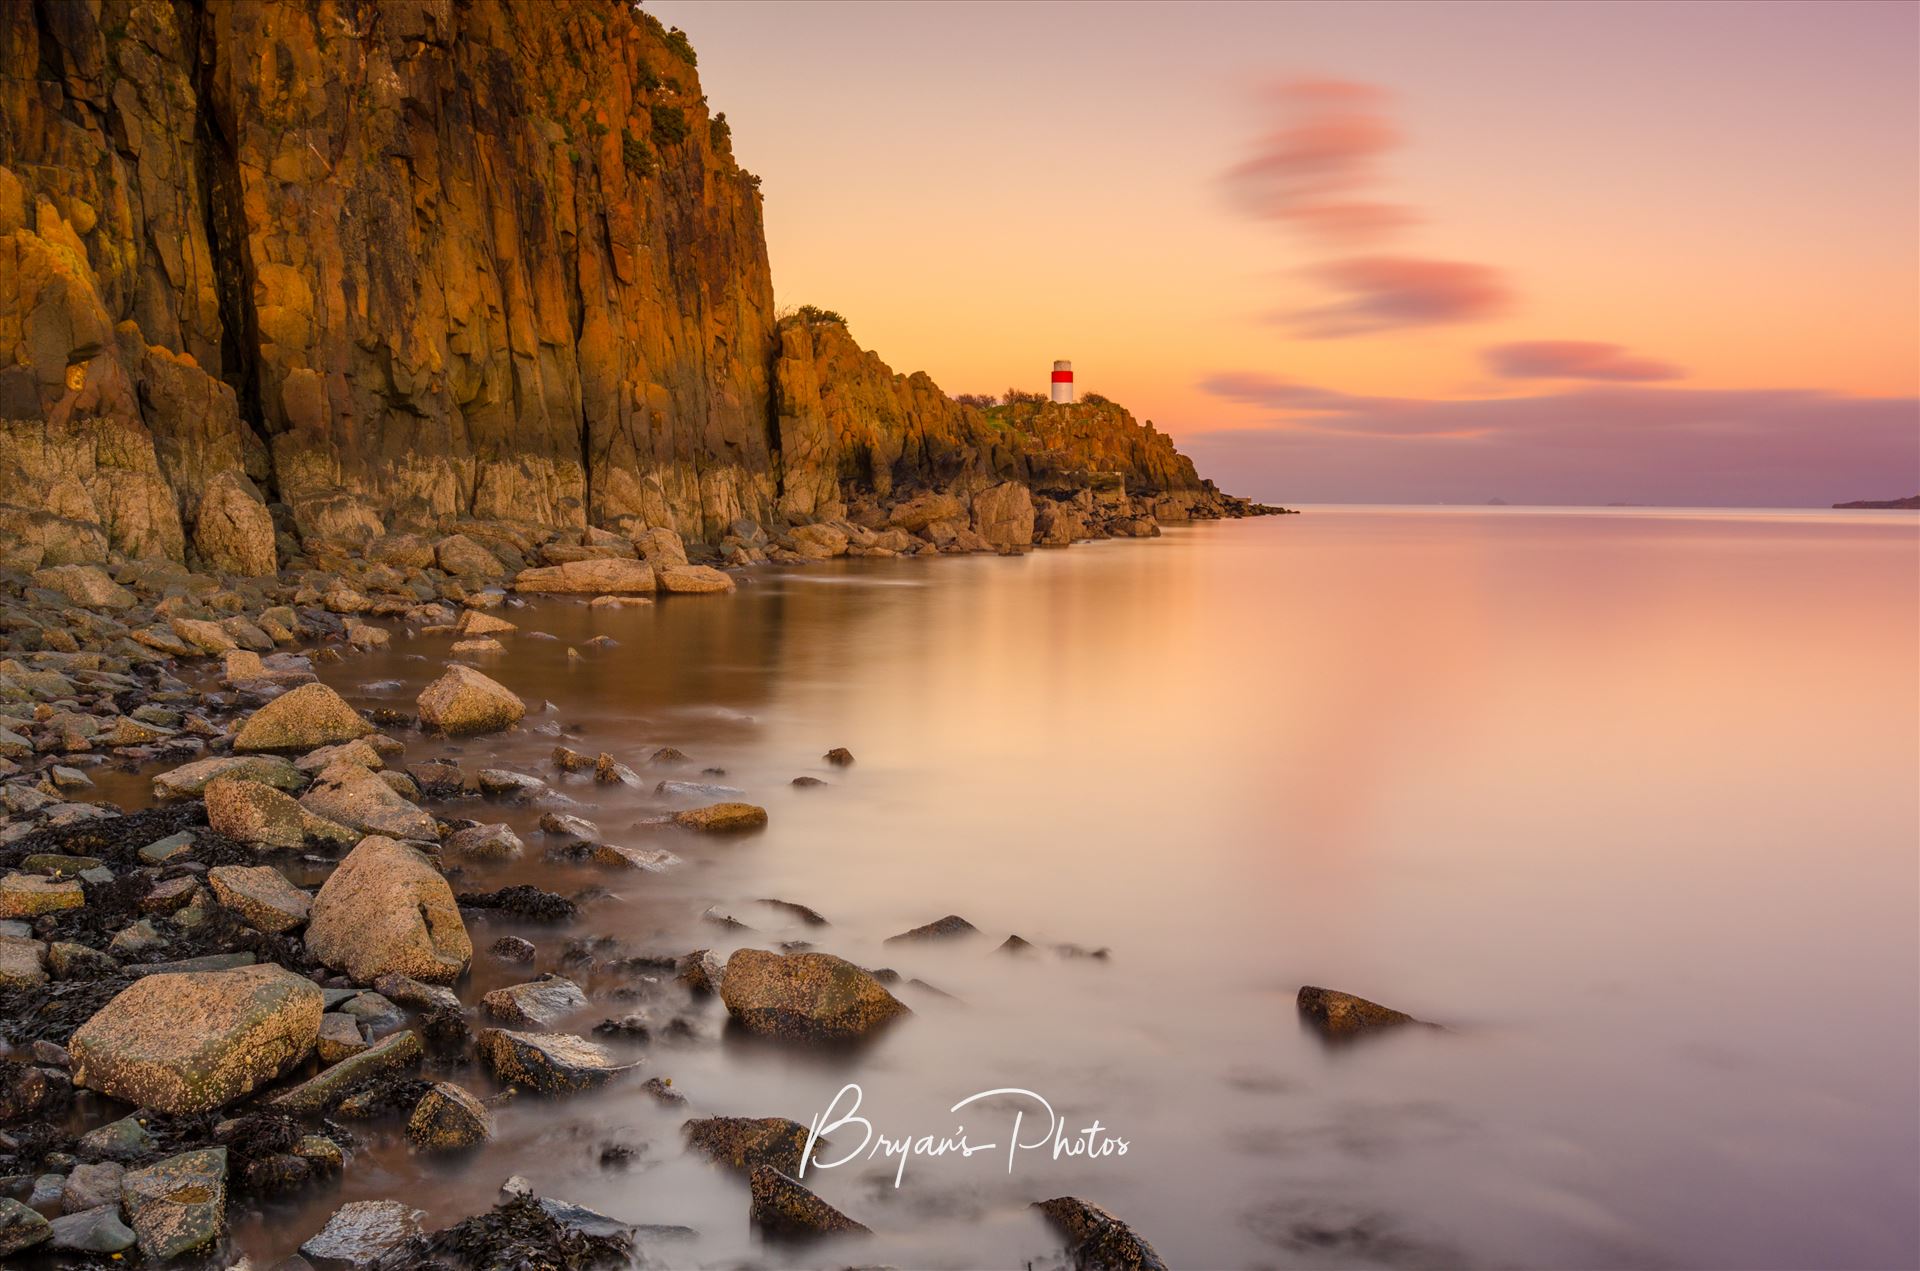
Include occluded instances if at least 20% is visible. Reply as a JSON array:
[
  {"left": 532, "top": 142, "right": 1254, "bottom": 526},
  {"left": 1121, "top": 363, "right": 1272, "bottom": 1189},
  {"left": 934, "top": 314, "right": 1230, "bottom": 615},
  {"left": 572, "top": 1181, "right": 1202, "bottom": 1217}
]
[{"left": 0, "top": 1, "right": 1261, "bottom": 574}]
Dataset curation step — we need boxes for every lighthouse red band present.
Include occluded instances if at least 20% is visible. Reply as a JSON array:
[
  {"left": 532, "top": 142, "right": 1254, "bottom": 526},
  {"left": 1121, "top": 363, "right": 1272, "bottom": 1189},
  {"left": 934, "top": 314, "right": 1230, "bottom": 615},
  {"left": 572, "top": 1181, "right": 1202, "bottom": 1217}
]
[{"left": 1051, "top": 359, "right": 1074, "bottom": 403}]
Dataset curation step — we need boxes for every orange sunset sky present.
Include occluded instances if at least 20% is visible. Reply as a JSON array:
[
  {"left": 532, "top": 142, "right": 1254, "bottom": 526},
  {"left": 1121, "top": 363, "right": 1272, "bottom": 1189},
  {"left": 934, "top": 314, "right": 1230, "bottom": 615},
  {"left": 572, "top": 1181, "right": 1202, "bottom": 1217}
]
[{"left": 653, "top": 0, "right": 1919, "bottom": 506}]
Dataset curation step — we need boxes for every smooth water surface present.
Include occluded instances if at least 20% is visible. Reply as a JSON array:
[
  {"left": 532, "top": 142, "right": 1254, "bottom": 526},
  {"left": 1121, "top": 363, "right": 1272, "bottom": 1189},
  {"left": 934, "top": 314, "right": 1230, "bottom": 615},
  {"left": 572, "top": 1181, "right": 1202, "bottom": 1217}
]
[{"left": 223, "top": 507, "right": 1918, "bottom": 1269}]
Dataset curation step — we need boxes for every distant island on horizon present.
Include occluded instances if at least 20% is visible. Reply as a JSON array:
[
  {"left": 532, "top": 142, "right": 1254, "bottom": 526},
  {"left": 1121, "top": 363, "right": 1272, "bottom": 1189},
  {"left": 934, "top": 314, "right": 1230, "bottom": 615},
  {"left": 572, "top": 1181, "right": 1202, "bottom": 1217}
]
[{"left": 1833, "top": 495, "right": 1920, "bottom": 510}]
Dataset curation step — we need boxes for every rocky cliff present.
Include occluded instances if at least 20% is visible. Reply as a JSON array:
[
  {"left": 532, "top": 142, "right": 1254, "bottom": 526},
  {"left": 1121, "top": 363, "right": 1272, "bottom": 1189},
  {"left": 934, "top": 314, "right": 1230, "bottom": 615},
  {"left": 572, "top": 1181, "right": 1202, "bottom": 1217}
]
[{"left": 0, "top": 0, "right": 1268, "bottom": 577}]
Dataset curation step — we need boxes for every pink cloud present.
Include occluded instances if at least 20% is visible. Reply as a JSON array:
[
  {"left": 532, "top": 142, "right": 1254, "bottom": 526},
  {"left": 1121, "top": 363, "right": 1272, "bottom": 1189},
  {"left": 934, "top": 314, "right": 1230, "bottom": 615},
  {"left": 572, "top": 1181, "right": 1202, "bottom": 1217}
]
[
  {"left": 1284, "top": 255, "right": 1512, "bottom": 337},
  {"left": 1485, "top": 340, "right": 1685, "bottom": 382},
  {"left": 1223, "top": 78, "right": 1417, "bottom": 245},
  {"left": 1192, "top": 371, "right": 1920, "bottom": 505}
]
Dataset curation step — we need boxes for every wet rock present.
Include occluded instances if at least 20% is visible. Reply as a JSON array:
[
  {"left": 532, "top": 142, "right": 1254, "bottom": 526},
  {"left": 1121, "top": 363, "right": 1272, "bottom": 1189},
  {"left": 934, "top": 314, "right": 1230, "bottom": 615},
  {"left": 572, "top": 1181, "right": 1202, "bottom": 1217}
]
[
  {"left": 48, "top": 1203, "right": 137, "bottom": 1254},
  {"left": 0, "top": 933, "right": 47, "bottom": 987},
  {"left": 153, "top": 754, "right": 306, "bottom": 799},
  {"left": 141, "top": 875, "right": 201, "bottom": 915},
  {"left": 886, "top": 914, "right": 980, "bottom": 943},
  {"left": 657, "top": 564, "right": 736, "bottom": 594},
  {"left": 70, "top": 964, "right": 324, "bottom": 1114},
  {"left": 300, "top": 1199, "right": 426, "bottom": 1269},
  {"left": 417, "top": 664, "right": 526, "bottom": 735},
  {"left": 121, "top": 1147, "right": 227, "bottom": 1260},
  {"left": 366, "top": 1194, "right": 630, "bottom": 1271},
  {"left": 373, "top": 971, "right": 463, "bottom": 1014},
  {"left": 0, "top": 1197, "right": 51, "bottom": 1255},
  {"left": 683, "top": 1116, "right": 817, "bottom": 1176},
  {"left": 0, "top": 873, "right": 84, "bottom": 918},
  {"left": 823, "top": 747, "right": 855, "bottom": 766},
  {"left": 307, "top": 836, "right": 471, "bottom": 984},
  {"left": 552, "top": 745, "right": 593, "bottom": 772},
  {"left": 0, "top": 1059, "right": 65, "bottom": 1120},
  {"left": 719, "top": 948, "right": 910, "bottom": 1043},
  {"left": 595, "top": 752, "right": 641, "bottom": 784},
  {"left": 749, "top": 1165, "right": 869, "bottom": 1237},
  {"left": 999, "top": 934, "right": 1036, "bottom": 954},
  {"left": 1296, "top": 985, "right": 1427, "bottom": 1039},
  {"left": 171, "top": 616, "right": 239, "bottom": 654},
  {"left": 513, "top": 559, "right": 655, "bottom": 595},
  {"left": 483, "top": 975, "right": 590, "bottom": 1027},
  {"left": 655, "top": 779, "right": 744, "bottom": 799},
  {"left": 476, "top": 1029, "right": 637, "bottom": 1094},
  {"left": 317, "top": 1012, "right": 368, "bottom": 1063},
  {"left": 59, "top": 1161, "right": 124, "bottom": 1213},
  {"left": 408, "top": 759, "right": 467, "bottom": 797},
  {"left": 590, "top": 843, "right": 679, "bottom": 872},
  {"left": 791, "top": 775, "right": 826, "bottom": 787},
  {"left": 672, "top": 801, "right": 768, "bottom": 833},
  {"left": 457, "top": 608, "right": 517, "bottom": 637},
  {"left": 205, "top": 865, "right": 312, "bottom": 933},
  {"left": 270, "top": 1030, "right": 423, "bottom": 1114},
  {"left": 300, "top": 764, "right": 438, "bottom": 841},
  {"left": 208, "top": 777, "right": 356, "bottom": 850},
  {"left": 295, "top": 738, "right": 385, "bottom": 775},
  {"left": 107, "top": 919, "right": 165, "bottom": 956},
  {"left": 491, "top": 936, "right": 537, "bottom": 963},
  {"left": 676, "top": 949, "right": 726, "bottom": 995},
  {"left": 407, "top": 1081, "right": 494, "bottom": 1150},
  {"left": 233, "top": 683, "right": 375, "bottom": 753},
  {"left": 1034, "top": 1196, "right": 1169, "bottom": 1271},
  {"left": 340, "top": 990, "right": 406, "bottom": 1035}
]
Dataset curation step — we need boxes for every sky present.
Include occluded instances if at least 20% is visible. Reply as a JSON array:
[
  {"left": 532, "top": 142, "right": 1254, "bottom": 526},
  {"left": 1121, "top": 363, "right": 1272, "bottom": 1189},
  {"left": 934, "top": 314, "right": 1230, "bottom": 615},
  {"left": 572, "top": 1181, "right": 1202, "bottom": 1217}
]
[{"left": 649, "top": 0, "right": 1919, "bottom": 506}]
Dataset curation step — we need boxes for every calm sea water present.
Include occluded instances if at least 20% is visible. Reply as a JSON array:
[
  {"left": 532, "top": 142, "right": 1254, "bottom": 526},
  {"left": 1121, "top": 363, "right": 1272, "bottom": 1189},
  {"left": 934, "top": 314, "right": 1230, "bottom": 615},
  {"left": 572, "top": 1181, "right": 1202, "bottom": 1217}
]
[{"left": 203, "top": 507, "right": 1916, "bottom": 1269}]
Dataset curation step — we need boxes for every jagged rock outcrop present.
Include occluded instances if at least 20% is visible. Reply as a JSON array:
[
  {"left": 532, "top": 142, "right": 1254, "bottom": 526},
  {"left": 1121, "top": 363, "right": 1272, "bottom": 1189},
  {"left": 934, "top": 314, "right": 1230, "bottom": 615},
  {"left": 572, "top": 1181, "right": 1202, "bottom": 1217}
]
[{"left": 0, "top": 2, "right": 1272, "bottom": 574}]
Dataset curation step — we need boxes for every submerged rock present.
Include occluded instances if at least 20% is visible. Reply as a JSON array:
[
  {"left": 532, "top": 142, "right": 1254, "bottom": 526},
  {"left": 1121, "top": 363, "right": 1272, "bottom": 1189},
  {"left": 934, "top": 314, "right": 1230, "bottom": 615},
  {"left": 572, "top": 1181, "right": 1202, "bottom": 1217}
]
[
  {"left": 476, "top": 1029, "right": 637, "bottom": 1093},
  {"left": 121, "top": 1147, "right": 227, "bottom": 1260},
  {"left": 1296, "top": 985, "right": 1428, "bottom": 1039},
  {"left": 683, "top": 1116, "right": 817, "bottom": 1176},
  {"left": 719, "top": 948, "right": 909, "bottom": 1043},
  {"left": 672, "top": 801, "right": 768, "bottom": 833},
  {"left": 306, "top": 837, "right": 472, "bottom": 984},
  {"left": 47, "top": 1203, "right": 137, "bottom": 1254},
  {"left": 233, "top": 683, "right": 375, "bottom": 753},
  {"left": 886, "top": 914, "right": 979, "bottom": 943},
  {"left": 483, "top": 975, "right": 590, "bottom": 1027},
  {"left": 417, "top": 664, "right": 526, "bottom": 735},
  {"left": 1034, "top": 1196, "right": 1169, "bottom": 1271},
  {"left": 445, "top": 822, "right": 525, "bottom": 862},
  {"left": 748, "top": 1165, "right": 869, "bottom": 1237},
  {"left": 70, "top": 964, "right": 323, "bottom": 1114}
]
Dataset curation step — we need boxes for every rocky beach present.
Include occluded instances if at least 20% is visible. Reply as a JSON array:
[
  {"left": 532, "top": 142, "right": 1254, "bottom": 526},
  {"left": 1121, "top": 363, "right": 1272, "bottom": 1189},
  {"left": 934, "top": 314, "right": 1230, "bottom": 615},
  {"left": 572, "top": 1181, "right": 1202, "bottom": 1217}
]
[{"left": 0, "top": 3, "right": 1292, "bottom": 1261}]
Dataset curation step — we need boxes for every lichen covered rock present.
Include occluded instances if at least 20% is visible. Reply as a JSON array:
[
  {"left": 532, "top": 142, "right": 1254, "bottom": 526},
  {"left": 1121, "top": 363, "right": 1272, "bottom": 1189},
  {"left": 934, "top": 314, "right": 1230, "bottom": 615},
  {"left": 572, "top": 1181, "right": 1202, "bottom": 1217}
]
[
  {"left": 306, "top": 837, "right": 471, "bottom": 984},
  {"left": 417, "top": 664, "right": 526, "bottom": 735},
  {"left": 719, "top": 948, "right": 908, "bottom": 1043},
  {"left": 233, "top": 683, "right": 374, "bottom": 753}
]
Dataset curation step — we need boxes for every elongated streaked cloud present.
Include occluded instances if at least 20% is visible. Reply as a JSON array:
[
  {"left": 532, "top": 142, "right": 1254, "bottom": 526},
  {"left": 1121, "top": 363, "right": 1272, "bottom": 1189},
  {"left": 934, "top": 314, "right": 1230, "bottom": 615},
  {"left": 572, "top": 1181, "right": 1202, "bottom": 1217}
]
[
  {"left": 1223, "top": 79, "right": 1417, "bottom": 246},
  {"left": 1485, "top": 340, "right": 1684, "bottom": 382},
  {"left": 1193, "top": 371, "right": 1920, "bottom": 505},
  {"left": 1283, "top": 255, "right": 1511, "bottom": 338}
]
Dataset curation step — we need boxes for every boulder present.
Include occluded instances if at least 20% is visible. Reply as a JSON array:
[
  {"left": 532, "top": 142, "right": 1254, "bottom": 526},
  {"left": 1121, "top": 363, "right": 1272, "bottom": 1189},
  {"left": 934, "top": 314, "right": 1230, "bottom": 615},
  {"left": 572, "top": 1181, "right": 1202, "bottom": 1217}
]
[
  {"left": 0, "top": 873, "right": 84, "bottom": 918},
  {"left": 233, "top": 683, "right": 374, "bottom": 753},
  {"left": 1296, "top": 985, "right": 1427, "bottom": 1039},
  {"left": 153, "top": 754, "right": 305, "bottom": 799},
  {"left": 207, "top": 865, "right": 312, "bottom": 933},
  {"left": 657, "top": 564, "right": 736, "bottom": 594},
  {"left": 306, "top": 837, "right": 471, "bottom": 984},
  {"left": 406, "top": 1082, "right": 493, "bottom": 1150},
  {"left": 445, "top": 822, "right": 525, "bottom": 862},
  {"left": 47, "top": 1204, "right": 136, "bottom": 1254},
  {"left": 789, "top": 524, "right": 848, "bottom": 559},
  {"left": 672, "top": 801, "right": 768, "bottom": 833},
  {"left": 971, "top": 482, "right": 1036, "bottom": 548},
  {"left": 187, "top": 470, "right": 278, "bottom": 575},
  {"left": 683, "top": 1116, "right": 817, "bottom": 1176},
  {"left": 512, "top": 559, "right": 654, "bottom": 595},
  {"left": 30, "top": 565, "right": 134, "bottom": 610},
  {"left": 719, "top": 949, "right": 909, "bottom": 1042},
  {"left": 435, "top": 533, "right": 505, "bottom": 578},
  {"left": 299, "top": 1199, "right": 425, "bottom": 1269},
  {"left": 456, "top": 608, "right": 517, "bottom": 636},
  {"left": 482, "top": 976, "right": 589, "bottom": 1027},
  {"left": 61, "top": 1162, "right": 124, "bottom": 1214},
  {"left": 300, "top": 765, "right": 438, "bottom": 841},
  {"left": 70, "top": 965, "right": 323, "bottom": 1113},
  {"left": 476, "top": 1029, "right": 637, "bottom": 1093},
  {"left": 749, "top": 1165, "right": 869, "bottom": 1236},
  {"left": 0, "top": 933, "right": 47, "bottom": 987},
  {"left": 207, "top": 777, "right": 355, "bottom": 850},
  {"left": 416, "top": 664, "right": 525, "bottom": 735},
  {"left": 1034, "top": 1197, "right": 1168, "bottom": 1271}
]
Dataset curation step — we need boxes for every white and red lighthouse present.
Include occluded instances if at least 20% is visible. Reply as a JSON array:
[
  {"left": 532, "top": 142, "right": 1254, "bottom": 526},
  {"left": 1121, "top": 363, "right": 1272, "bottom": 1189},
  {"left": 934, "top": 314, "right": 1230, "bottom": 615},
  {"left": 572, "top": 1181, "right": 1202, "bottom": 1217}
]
[{"left": 1050, "top": 359, "right": 1074, "bottom": 404}]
